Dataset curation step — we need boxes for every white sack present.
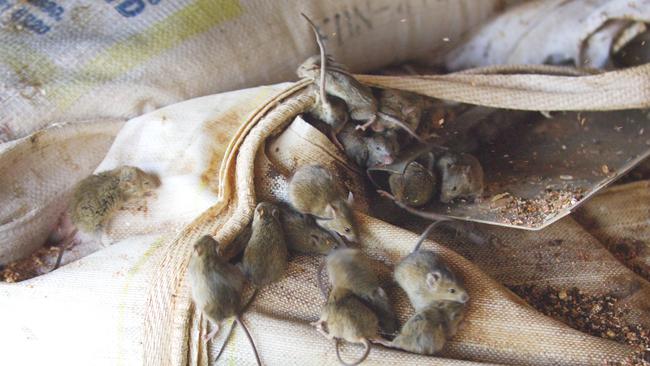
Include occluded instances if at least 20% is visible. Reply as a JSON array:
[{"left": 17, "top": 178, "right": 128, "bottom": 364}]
[{"left": 446, "top": 0, "right": 650, "bottom": 70}]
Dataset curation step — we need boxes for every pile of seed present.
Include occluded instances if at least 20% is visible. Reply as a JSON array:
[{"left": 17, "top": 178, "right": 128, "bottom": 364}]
[
  {"left": 509, "top": 285, "right": 650, "bottom": 365},
  {"left": 1, "top": 246, "right": 59, "bottom": 283},
  {"left": 492, "top": 187, "right": 585, "bottom": 227}
]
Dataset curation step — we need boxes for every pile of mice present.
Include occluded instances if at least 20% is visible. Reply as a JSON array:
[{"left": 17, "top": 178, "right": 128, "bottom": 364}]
[
  {"left": 1, "top": 16, "right": 487, "bottom": 284},
  {"left": 296, "top": 17, "right": 484, "bottom": 210},
  {"left": 190, "top": 164, "right": 470, "bottom": 365},
  {"left": 19, "top": 40, "right": 480, "bottom": 361}
]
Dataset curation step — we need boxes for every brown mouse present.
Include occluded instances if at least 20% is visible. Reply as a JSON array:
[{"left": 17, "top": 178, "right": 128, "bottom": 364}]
[
  {"left": 374, "top": 300, "right": 466, "bottom": 355},
  {"left": 326, "top": 248, "right": 397, "bottom": 336},
  {"left": 377, "top": 89, "right": 430, "bottom": 134},
  {"left": 296, "top": 15, "right": 378, "bottom": 134},
  {"left": 388, "top": 161, "right": 436, "bottom": 207},
  {"left": 337, "top": 123, "right": 398, "bottom": 168},
  {"left": 367, "top": 89, "right": 428, "bottom": 141},
  {"left": 188, "top": 236, "right": 261, "bottom": 365},
  {"left": 288, "top": 164, "right": 357, "bottom": 242},
  {"left": 241, "top": 202, "right": 288, "bottom": 287},
  {"left": 278, "top": 204, "right": 339, "bottom": 255},
  {"left": 52, "top": 165, "right": 160, "bottom": 269},
  {"left": 436, "top": 152, "right": 484, "bottom": 203},
  {"left": 299, "top": 15, "right": 350, "bottom": 149},
  {"left": 312, "top": 286, "right": 380, "bottom": 365},
  {"left": 394, "top": 221, "right": 469, "bottom": 311}
]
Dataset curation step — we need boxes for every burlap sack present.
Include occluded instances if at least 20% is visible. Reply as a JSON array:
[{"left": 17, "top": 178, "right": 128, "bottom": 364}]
[
  {"left": 5, "top": 60, "right": 650, "bottom": 365},
  {"left": 576, "top": 181, "right": 650, "bottom": 282},
  {"left": 0, "top": 0, "right": 501, "bottom": 144}
]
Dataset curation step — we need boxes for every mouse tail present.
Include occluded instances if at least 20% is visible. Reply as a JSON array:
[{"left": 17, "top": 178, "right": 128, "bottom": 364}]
[
  {"left": 376, "top": 112, "right": 424, "bottom": 143},
  {"left": 214, "top": 290, "right": 261, "bottom": 365},
  {"left": 413, "top": 219, "right": 447, "bottom": 252},
  {"left": 301, "top": 13, "right": 330, "bottom": 111},
  {"left": 335, "top": 338, "right": 371, "bottom": 366},
  {"left": 238, "top": 317, "right": 262, "bottom": 366}
]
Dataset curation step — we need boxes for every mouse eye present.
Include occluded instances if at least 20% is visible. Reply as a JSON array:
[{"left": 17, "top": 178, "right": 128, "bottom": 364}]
[
  {"left": 344, "top": 228, "right": 351, "bottom": 233},
  {"left": 447, "top": 163, "right": 452, "bottom": 168},
  {"left": 452, "top": 186, "right": 457, "bottom": 191},
  {"left": 449, "top": 288, "right": 456, "bottom": 294}
]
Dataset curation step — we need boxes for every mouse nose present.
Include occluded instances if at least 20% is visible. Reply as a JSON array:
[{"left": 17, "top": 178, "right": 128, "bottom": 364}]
[
  {"left": 461, "top": 293, "right": 469, "bottom": 303},
  {"left": 383, "top": 156, "right": 394, "bottom": 165}
]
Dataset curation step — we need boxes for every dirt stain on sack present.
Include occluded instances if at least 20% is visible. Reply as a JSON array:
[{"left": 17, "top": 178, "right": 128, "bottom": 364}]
[{"left": 200, "top": 108, "right": 249, "bottom": 192}]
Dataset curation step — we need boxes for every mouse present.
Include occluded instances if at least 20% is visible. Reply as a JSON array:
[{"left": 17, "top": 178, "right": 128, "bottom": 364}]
[
  {"left": 288, "top": 164, "right": 358, "bottom": 242},
  {"left": 388, "top": 161, "right": 436, "bottom": 207},
  {"left": 241, "top": 202, "right": 288, "bottom": 287},
  {"left": 367, "top": 89, "right": 428, "bottom": 141},
  {"left": 373, "top": 300, "right": 466, "bottom": 355},
  {"left": 337, "top": 123, "right": 398, "bottom": 168},
  {"left": 188, "top": 235, "right": 261, "bottom": 365},
  {"left": 377, "top": 89, "right": 430, "bottom": 134},
  {"left": 296, "top": 16, "right": 378, "bottom": 133},
  {"left": 394, "top": 221, "right": 469, "bottom": 312},
  {"left": 435, "top": 152, "right": 484, "bottom": 203},
  {"left": 278, "top": 204, "right": 339, "bottom": 255},
  {"left": 299, "top": 15, "right": 349, "bottom": 149},
  {"left": 326, "top": 248, "right": 397, "bottom": 336},
  {"left": 52, "top": 165, "right": 160, "bottom": 269},
  {"left": 312, "top": 286, "right": 380, "bottom": 365},
  {"left": 219, "top": 224, "right": 251, "bottom": 260}
]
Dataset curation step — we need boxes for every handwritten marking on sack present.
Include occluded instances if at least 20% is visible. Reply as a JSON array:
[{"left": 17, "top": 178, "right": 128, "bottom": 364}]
[
  {"left": 0, "top": 0, "right": 64, "bottom": 34},
  {"left": 311, "top": 0, "right": 417, "bottom": 46},
  {"left": 104, "top": 0, "right": 161, "bottom": 18}
]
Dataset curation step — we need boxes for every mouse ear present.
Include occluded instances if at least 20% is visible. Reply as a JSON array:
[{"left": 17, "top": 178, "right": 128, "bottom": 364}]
[
  {"left": 310, "top": 234, "right": 319, "bottom": 246},
  {"left": 118, "top": 166, "right": 138, "bottom": 181},
  {"left": 324, "top": 203, "right": 336, "bottom": 219},
  {"left": 426, "top": 271, "right": 442, "bottom": 289},
  {"left": 271, "top": 207, "right": 279, "bottom": 219}
]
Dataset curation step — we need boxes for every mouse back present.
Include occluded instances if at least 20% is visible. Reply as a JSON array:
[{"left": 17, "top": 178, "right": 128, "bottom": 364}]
[
  {"left": 327, "top": 248, "right": 379, "bottom": 296},
  {"left": 435, "top": 300, "right": 467, "bottom": 337},
  {"left": 395, "top": 250, "right": 468, "bottom": 310},
  {"left": 324, "top": 287, "right": 379, "bottom": 343},
  {"left": 279, "top": 205, "right": 337, "bottom": 255},
  {"left": 288, "top": 164, "right": 340, "bottom": 216},
  {"left": 69, "top": 172, "right": 123, "bottom": 232},
  {"left": 325, "top": 71, "right": 377, "bottom": 122},
  {"left": 311, "top": 95, "right": 349, "bottom": 130},
  {"left": 388, "top": 161, "right": 436, "bottom": 207},
  {"left": 189, "top": 236, "right": 245, "bottom": 323},
  {"left": 242, "top": 202, "right": 288, "bottom": 287},
  {"left": 391, "top": 307, "right": 447, "bottom": 355}
]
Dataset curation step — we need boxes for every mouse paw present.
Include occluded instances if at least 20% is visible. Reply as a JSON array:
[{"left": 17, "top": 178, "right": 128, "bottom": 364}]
[{"left": 203, "top": 324, "right": 220, "bottom": 342}]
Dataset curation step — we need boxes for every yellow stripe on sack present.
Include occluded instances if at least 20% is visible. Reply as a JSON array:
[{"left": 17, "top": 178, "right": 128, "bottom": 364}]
[
  {"left": 116, "top": 237, "right": 164, "bottom": 366},
  {"left": 48, "top": 0, "right": 243, "bottom": 111}
]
